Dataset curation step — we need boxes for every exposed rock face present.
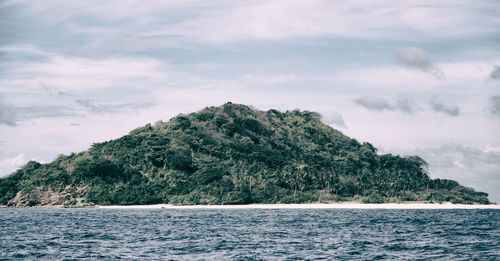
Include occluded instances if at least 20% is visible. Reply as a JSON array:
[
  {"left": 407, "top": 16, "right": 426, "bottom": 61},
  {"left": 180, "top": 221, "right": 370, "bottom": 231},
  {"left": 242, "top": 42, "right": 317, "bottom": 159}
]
[{"left": 7, "top": 185, "right": 93, "bottom": 208}]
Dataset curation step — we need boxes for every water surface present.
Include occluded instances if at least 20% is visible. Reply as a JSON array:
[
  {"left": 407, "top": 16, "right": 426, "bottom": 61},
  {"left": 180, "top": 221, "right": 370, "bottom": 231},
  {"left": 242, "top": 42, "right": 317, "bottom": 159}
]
[{"left": 1, "top": 208, "right": 498, "bottom": 260}]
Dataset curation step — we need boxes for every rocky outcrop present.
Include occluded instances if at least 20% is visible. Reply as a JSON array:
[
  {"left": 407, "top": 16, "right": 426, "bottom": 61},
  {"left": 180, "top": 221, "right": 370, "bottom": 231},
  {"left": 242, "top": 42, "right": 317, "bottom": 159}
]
[{"left": 7, "top": 185, "right": 94, "bottom": 208}]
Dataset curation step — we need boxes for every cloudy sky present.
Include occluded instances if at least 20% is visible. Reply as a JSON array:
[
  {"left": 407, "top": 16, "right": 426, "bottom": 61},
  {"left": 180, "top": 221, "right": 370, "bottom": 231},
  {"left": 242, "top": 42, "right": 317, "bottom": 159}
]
[{"left": 1, "top": 0, "right": 499, "bottom": 202}]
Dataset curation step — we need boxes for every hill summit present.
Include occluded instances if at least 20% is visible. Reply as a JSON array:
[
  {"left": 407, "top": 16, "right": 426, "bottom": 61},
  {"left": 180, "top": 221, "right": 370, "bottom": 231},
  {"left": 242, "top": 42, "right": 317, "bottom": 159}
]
[{"left": 0, "top": 102, "right": 490, "bottom": 207}]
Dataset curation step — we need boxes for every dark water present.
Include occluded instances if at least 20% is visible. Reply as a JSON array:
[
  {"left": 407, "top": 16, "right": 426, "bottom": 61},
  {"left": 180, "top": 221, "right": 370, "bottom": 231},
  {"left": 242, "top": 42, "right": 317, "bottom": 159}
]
[{"left": 0, "top": 209, "right": 499, "bottom": 260}]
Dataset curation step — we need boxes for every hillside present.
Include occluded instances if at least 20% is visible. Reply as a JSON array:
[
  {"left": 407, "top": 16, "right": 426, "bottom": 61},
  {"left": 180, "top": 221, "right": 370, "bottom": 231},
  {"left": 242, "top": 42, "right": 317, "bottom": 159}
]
[{"left": 0, "top": 102, "right": 491, "bottom": 207}]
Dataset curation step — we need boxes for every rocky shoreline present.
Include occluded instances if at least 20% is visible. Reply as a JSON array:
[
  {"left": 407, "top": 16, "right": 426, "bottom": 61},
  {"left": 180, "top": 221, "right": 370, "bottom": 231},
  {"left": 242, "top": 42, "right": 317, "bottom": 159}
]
[{"left": 2, "top": 202, "right": 499, "bottom": 209}]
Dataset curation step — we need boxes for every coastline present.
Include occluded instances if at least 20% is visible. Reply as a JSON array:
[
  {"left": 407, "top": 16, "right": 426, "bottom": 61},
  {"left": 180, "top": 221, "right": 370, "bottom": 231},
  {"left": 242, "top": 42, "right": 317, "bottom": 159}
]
[{"left": 96, "top": 202, "right": 500, "bottom": 210}]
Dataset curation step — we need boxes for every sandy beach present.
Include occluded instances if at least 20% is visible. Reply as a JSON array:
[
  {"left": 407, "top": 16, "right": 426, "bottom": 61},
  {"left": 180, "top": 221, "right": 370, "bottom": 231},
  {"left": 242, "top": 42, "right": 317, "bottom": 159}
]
[{"left": 97, "top": 203, "right": 500, "bottom": 210}]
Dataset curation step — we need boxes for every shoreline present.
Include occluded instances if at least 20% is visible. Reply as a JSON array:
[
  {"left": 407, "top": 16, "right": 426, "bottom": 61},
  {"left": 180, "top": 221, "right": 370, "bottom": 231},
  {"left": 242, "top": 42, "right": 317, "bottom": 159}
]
[
  {"left": 96, "top": 202, "right": 500, "bottom": 210},
  {"left": 2, "top": 202, "right": 499, "bottom": 209}
]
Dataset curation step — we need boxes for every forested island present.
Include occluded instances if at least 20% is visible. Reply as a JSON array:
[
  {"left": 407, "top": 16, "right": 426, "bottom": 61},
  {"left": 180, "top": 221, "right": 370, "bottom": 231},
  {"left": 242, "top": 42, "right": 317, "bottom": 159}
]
[{"left": 0, "top": 103, "right": 491, "bottom": 207}]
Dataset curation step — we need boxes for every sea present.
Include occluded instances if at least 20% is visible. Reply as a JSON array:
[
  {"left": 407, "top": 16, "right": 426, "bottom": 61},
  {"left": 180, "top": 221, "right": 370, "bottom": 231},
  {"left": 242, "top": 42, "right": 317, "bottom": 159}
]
[{"left": 0, "top": 208, "right": 498, "bottom": 260}]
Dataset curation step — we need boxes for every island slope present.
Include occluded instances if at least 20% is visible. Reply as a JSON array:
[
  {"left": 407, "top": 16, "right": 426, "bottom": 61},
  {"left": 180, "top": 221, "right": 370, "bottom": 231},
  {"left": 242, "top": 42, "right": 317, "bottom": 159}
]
[{"left": 0, "top": 103, "right": 490, "bottom": 207}]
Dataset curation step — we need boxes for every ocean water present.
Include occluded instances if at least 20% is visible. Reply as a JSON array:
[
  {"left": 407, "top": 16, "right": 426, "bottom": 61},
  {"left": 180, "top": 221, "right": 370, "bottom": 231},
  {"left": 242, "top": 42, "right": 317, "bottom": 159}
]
[{"left": 0, "top": 209, "right": 498, "bottom": 260}]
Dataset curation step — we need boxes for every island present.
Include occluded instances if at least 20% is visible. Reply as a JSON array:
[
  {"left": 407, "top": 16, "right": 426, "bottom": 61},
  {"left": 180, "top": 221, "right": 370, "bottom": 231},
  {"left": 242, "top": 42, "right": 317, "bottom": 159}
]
[{"left": 0, "top": 102, "right": 491, "bottom": 207}]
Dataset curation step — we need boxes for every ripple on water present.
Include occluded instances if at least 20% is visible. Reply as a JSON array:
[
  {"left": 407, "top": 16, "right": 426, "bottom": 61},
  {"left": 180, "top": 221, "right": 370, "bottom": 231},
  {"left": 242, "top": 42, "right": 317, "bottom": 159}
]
[{"left": 0, "top": 208, "right": 498, "bottom": 260}]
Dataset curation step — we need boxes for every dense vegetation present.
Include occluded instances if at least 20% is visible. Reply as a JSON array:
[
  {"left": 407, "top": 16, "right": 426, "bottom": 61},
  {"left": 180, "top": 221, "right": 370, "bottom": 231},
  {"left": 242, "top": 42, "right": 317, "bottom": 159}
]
[{"left": 0, "top": 103, "right": 491, "bottom": 206}]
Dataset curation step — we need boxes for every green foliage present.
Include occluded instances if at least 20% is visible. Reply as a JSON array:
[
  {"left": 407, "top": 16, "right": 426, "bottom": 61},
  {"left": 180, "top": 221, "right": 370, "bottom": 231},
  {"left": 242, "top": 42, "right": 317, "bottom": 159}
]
[
  {"left": 0, "top": 170, "right": 23, "bottom": 205},
  {"left": 0, "top": 102, "right": 491, "bottom": 206}
]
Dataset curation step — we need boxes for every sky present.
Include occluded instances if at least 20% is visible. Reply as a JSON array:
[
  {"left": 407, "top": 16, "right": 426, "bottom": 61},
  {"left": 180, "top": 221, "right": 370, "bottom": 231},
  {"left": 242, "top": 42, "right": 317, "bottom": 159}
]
[{"left": 1, "top": 0, "right": 499, "bottom": 202}]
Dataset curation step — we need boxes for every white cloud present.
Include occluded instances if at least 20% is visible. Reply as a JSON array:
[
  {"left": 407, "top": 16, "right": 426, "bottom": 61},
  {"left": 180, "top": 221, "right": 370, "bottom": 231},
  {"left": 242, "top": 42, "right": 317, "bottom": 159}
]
[
  {"left": 490, "top": 95, "right": 500, "bottom": 118},
  {"left": 355, "top": 96, "right": 393, "bottom": 111},
  {"left": 395, "top": 95, "right": 419, "bottom": 114},
  {"left": 0, "top": 99, "right": 17, "bottom": 126},
  {"left": 333, "top": 66, "right": 438, "bottom": 91},
  {"left": 452, "top": 159, "right": 465, "bottom": 169},
  {"left": 395, "top": 47, "right": 443, "bottom": 78},
  {"left": 14, "top": 56, "right": 167, "bottom": 91},
  {"left": 76, "top": 99, "right": 154, "bottom": 114},
  {"left": 407, "top": 144, "right": 500, "bottom": 203},
  {"left": 166, "top": 0, "right": 386, "bottom": 42},
  {"left": 0, "top": 44, "right": 50, "bottom": 56},
  {"left": 353, "top": 94, "right": 467, "bottom": 117},
  {"left": 491, "top": 66, "right": 500, "bottom": 79},
  {"left": 429, "top": 98, "right": 460, "bottom": 117},
  {"left": 439, "top": 61, "right": 495, "bottom": 81},
  {"left": 0, "top": 153, "right": 37, "bottom": 176},
  {"left": 354, "top": 95, "right": 418, "bottom": 114},
  {"left": 242, "top": 74, "right": 298, "bottom": 85},
  {"left": 160, "top": 0, "right": 500, "bottom": 42},
  {"left": 3, "top": 0, "right": 204, "bottom": 22},
  {"left": 320, "top": 111, "right": 346, "bottom": 128},
  {"left": 484, "top": 144, "right": 500, "bottom": 153},
  {"left": 396, "top": 47, "right": 433, "bottom": 70},
  {"left": 346, "top": 105, "right": 500, "bottom": 152},
  {"left": 8, "top": 0, "right": 497, "bottom": 43},
  {"left": 330, "top": 59, "right": 499, "bottom": 95},
  {"left": 0, "top": 54, "right": 179, "bottom": 125}
]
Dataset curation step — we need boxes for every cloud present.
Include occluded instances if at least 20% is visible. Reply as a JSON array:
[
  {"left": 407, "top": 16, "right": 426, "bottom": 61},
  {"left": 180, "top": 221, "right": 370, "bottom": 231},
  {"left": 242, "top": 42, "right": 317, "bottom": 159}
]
[
  {"left": 395, "top": 95, "right": 418, "bottom": 114},
  {"left": 5, "top": 0, "right": 495, "bottom": 50},
  {"left": 0, "top": 99, "right": 17, "bottom": 126},
  {"left": 0, "top": 97, "right": 80, "bottom": 126},
  {"left": 0, "top": 53, "right": 172, "bottom": 124},
  {"left": 490, "top": 95, "right": 500, "bottom": 118},
  {"left": 15, "top": 105, "right": 78, "bottom": 120},
  {"left": 484, "top": 144, "right": 500, "bottom": 153},
  {"left": 0, "top": 152, "right": 45, "bottom": 177},
  {"left": 242, "top": 74, "right": 298, "bottom": 85},
  {"left": 332, "top": 60, "right": 497, "bottom": 94},
  {"left": 490, "top": 66, "right": 500, "bottom": 79},
  {"left": 409, "top": 144, "right": 500, "bottom": 203},
  {"left": 355, "top": 95, "right": 418, "bottom": 114},
  {"left": 355, "top": 95, "right": 462, "bottom": 117},
  {"left": 429, "top": 98, "right": 460, "bottom": 116},
  {"left": 159, "top": 0, "right": 500, "bottom": 42},
  {"left": 320, "top": 111, "right": 346, "bottom": 128},
  {"left": 395, "top": 47, "right": 443, "bottom": 78},
  {"left": 0, "top": 54, "right": 168, "bottom": 95},
  {"left": 413, "top": 144, "right": 500, "bottom": 169},
  {"left": 0, "top": 153, "right": 27, "bottom": 176},
  {"left": 355, "top": 96, "right": 394, "bottom": 111},
  {"left": 0, "top": 44, "right": 51, "bottom": 58},
  {"left": 38, "top": 81, "right": 67, "bottom": 96},
  {"left": 15, "top": 56, "right": 167, "bottom": 91},
  {"left": 76, "top": 100, "right": 155, "bottom": 114},
  {"left": 0, "top": 88, "right": 156, "bottom": 126},
  {"left": 396, "top": 47, "right": 432, "bottom": 70}
]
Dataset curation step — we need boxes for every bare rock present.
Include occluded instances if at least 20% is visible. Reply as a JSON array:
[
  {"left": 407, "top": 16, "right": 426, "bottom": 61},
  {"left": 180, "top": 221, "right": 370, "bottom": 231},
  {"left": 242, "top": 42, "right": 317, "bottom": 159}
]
[{"left": 7, "top": 185, "right": 90, "bottom": 207}]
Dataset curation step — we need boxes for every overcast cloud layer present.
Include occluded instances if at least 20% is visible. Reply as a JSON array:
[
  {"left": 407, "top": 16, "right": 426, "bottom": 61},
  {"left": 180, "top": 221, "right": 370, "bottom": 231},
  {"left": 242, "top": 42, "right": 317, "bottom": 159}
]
[{"left": 1, "top": 0, "right": 499, "bottom": 202}]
